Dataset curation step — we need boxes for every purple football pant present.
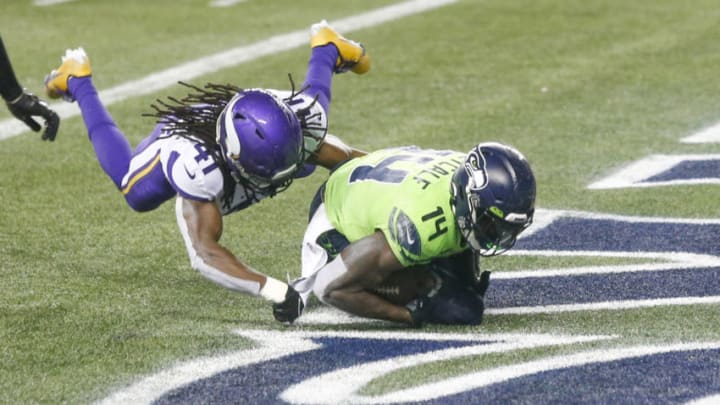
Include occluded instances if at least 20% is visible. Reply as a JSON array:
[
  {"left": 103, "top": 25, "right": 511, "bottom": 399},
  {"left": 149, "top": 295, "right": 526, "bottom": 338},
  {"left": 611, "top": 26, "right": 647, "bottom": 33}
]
[{"left": 70, "top": 45, "right": 340, "bottom": 212}]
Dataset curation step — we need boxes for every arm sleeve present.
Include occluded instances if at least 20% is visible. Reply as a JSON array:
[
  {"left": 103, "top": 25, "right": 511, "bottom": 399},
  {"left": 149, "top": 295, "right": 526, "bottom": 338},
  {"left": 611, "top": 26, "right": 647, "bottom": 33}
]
[
  {"left": 174, "top": 197, "right": 262, "bottom": 295},
  {"left": 0, "top": 36, "right": 24, "bottom": 102}
]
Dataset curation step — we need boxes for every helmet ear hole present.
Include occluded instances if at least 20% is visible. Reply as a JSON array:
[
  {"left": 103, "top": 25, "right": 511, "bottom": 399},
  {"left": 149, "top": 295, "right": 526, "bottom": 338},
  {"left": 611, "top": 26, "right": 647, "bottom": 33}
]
[{"left": 255, "top": 129, "right": 264, "bottom": 139}]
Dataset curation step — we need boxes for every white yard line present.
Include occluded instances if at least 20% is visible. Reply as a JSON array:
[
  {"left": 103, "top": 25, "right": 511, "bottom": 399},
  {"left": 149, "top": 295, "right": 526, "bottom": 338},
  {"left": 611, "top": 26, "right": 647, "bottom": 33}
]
[{"left": 0, "top": 0, "right": 457, "bottom": 141}]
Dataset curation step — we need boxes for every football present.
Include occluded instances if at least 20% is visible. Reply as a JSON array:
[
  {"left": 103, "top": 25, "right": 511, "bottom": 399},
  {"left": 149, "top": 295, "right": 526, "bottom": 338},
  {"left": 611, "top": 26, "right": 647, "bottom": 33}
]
[{"left": 369, "top": 266, "right": 436, "bottom": 305}]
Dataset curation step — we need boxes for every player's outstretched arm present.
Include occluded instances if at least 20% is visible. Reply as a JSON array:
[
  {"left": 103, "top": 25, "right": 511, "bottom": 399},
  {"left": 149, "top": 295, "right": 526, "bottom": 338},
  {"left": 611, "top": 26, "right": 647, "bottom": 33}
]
[
  {"left": 0, "top": 35, "right": 60, "bottom": 140},
  {"left": 6, "top": 91, "right": 60, "bottom": 141},
  {"left": 176, "top": 198, "right": 301, "bottom": 318},
  {"left": 307, "top": 134, "right": 366, "bottom": 169},
  {"left": 321, "top": 231, "right": 416, "bottom": 325}
]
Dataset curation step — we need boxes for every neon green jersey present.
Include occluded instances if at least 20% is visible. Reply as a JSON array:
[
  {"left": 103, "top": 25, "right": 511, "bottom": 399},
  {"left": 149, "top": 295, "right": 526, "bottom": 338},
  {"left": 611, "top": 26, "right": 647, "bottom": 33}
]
[{"left": 323, "top": 146, "right": 468, "bottom": 267}]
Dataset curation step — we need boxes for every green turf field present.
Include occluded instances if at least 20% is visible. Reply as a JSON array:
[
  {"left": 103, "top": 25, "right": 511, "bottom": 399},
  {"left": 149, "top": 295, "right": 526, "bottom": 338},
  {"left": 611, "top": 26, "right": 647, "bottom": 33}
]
[{"left": 2, "top": 0, "right": 720, "bottom": 403}]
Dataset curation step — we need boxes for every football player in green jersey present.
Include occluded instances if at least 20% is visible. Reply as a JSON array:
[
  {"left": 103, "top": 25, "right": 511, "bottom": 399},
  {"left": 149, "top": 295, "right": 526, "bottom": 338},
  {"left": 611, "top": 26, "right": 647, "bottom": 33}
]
[{"left": 274, "top": 143, "right": 536, "bottom": 326}]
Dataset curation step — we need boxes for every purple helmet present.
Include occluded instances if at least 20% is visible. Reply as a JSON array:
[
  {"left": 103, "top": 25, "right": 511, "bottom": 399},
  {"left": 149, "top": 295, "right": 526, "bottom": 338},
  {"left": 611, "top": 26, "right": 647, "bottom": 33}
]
[{"left": 216, "top": 89, "right": 304, "bottom": 192}]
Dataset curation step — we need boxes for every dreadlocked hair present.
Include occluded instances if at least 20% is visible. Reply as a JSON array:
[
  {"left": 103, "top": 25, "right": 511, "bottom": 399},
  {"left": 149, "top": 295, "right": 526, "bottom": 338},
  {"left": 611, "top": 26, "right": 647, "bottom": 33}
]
[
  {"left": 143, "top": 81, "right": 254, "bottom": 209},
  {"left": 283, "top": 73, "right": 327, "bottom": 158},
  {"left": 142, "top": 77, "right": 325, "bottom": 210}
]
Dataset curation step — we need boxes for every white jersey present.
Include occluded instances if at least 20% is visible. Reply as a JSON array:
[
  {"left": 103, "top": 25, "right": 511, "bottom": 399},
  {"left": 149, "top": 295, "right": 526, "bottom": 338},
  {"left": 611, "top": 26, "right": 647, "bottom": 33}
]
[{"left": 120, "top": 89, "right": 327, "bottom": 215}]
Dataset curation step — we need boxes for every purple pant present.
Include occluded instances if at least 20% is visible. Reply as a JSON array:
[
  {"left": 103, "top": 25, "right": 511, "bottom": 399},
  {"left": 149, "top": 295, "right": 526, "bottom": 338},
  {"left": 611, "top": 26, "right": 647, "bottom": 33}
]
[{"left": 71, "top": 45, "right": 339, "bottom": 212}]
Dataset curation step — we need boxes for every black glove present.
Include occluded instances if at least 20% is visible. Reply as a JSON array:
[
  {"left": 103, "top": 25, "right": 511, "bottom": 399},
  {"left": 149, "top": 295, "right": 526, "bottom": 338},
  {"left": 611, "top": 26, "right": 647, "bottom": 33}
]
[
  {"left": 409, "top": 270, "right": 487, "bottom": 326},
  {"left": 406, "top": 295, "right": 435, "bottom": 328},
  {"left": 6, "top": 91, "right": 60, "bottom": 141},
  {"left": 475, "top": 270, "right": 491, "bottom": 297},
  {"left": 272, "top": 285, "right": 304, "bottom": 324}
]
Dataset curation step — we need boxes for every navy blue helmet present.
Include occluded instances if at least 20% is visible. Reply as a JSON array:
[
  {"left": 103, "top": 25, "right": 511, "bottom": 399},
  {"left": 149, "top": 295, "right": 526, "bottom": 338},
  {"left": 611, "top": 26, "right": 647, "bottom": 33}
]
[{"left": 450, "top": 142, "right": 536, "bottom": 256}]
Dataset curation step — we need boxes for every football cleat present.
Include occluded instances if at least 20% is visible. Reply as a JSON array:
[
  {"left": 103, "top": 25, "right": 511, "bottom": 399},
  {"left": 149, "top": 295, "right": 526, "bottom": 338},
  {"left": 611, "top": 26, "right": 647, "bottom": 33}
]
[
  {"left": 45, "top": 47, "right": 92, "bottom": 102},
  {"left": 310, "top": 20, "right": 370, "bottom": 74}
]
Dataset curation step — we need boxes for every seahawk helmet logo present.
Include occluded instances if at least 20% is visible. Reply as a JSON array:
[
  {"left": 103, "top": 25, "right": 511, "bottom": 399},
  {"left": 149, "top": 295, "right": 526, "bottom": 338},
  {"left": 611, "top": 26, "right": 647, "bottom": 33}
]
[{"left": 464, "top": 147, "right": 489, "bottom": 190}]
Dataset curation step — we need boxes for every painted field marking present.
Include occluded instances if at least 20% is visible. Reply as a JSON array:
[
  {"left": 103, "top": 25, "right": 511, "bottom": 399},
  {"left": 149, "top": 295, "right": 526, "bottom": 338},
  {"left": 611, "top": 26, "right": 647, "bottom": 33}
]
[
  {"left": 0, "top": 0, "right": 457, "bottom": 141},
  {"left": 491, "top": 208, "right": 720, "bottom": 315},
  {"left": 486, "top": 296, "right": 720, "bottom": 315},
  {"left": 504, "top": 207, "right": 720, "bottom": 279},
  {"left": 296, "top": 306, "right": 384, "bottom": 325},
  {"left": 496, "top": 250, "right": 720, "bottom": 279},
  {"left": 209, "top": 0, "right": 248, "bottom": 7},
  {"left": 687, "top": 394, "right": 720, "bottom": 405},
  {"left": 279, "top": 332, "right": 612, "bottom": 404},
  {"left": 95, "top": 331, "right": 321, "bottom": 405},
  {"left": 295, "top": 295, "right": 720, "bottom": 324},
  {"left": 587, "top": 154, "right": 720, "bottom": 189},
  {"left": 97, "top": 330, "right": 613, "bottom": 405},
  {"left": 34, "top": 0, "right": 77, "bottom": 6},
  {"left": 356, "top": 341, "right": 720, "bottom": 403},
  {"left": 589, "top": 117, "right": 720, "bottom": 189},
  {"left": 534, "top": 207, "right": 720, "bottom": 226},
  {"left": 682, "top": 121, "right": 720, "bottom": 143}
]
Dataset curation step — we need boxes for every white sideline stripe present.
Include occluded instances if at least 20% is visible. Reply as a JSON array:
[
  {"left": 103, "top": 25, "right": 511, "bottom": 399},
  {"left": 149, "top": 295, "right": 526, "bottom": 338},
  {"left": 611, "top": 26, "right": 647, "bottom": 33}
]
[
  {"left": 0, "top": 0, "right": 458, "bottom": 141},
  {"left": 587, "top": 154, "right": 720, "bottom": 189},
  {"left": 486, "top": 296, "right": 720, "bottom": 315},
  {"left": 34, "top": 0, "right": 76, "bottom": 6},
  {"left": 681, "top": 121, "right": 720, "bottom": 143}
]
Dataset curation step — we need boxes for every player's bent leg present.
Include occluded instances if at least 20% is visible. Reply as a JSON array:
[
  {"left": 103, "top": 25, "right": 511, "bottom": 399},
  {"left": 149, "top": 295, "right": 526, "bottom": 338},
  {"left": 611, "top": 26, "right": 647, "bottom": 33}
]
[
  {"left": 310, "top": 20, "right": 370, "bottom": 75},
  {"left": 45, "top": 47, "right": 92, "bottom": 101},
  {"left": 121, "top": 161, "right": 175, "bottom": 212},
  {"left": 311, "top": 255, "right": 350, "bottom": 305},
  {"left": 68, "top": 76, "right": 134, "bottom": 189},
  {"left": 120, "top": 130, "right": 177, "bottom": 212},
  {"left": 293, "top": 201, "right": 350, "bottom": 304},
  {"left": 46, "top": 48, "right": 135, "bottom": 193},
  {"left": 301, "top": 45, "right": 337, "bottom": 113}
]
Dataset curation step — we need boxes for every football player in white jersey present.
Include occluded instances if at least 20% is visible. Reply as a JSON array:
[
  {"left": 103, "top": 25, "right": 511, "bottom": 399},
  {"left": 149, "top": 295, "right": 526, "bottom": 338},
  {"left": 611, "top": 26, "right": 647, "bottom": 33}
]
[{"left": 44, "top": 21, "right": 369, "bottom": 323}]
